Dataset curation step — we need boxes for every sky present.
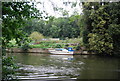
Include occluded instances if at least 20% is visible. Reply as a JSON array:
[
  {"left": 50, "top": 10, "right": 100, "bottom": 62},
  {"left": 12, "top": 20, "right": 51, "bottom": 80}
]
[{"left": 35, "top": 0, "right": 83, "bottom": 18}]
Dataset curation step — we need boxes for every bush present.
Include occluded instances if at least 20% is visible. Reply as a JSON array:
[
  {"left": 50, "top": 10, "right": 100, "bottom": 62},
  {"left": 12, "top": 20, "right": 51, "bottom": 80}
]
[
  {"left": 30, "top": 31, "right": 44, "bottom": 42},
  {"left": 2, "top": 56, "right": 19, "bottom": 80},
  {"left": 21, "top": 44, "right": 31, "bottom": 51},
  {"left": 54, "top": 44, "right": 62, "bottom": 48},
  {"left": 76, "top": 45, "right": 81, "bottom": 50},
  {"left": 7, "top": 39, "right": 18, "bottom": 48}
]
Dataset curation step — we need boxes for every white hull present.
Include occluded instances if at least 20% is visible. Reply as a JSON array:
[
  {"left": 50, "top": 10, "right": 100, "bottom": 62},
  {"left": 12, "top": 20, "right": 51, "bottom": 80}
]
[{"left": 49, "top": 49, "right": 73, "bottom": 54}]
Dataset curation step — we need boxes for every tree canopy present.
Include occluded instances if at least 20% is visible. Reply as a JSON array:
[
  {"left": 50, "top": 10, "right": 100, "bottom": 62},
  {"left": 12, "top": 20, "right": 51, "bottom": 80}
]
[
  {"left": 2, "top": 2, "right": 40, "bottom": 80},
  {"left": 2, "top": 2, "right": 40, "bottom": 47},
  {"left": 23, "top": 15, "right": 82, "bottom": 39},
  {"left": 82, "top": 2, "right": 120, "bottom": 56}
]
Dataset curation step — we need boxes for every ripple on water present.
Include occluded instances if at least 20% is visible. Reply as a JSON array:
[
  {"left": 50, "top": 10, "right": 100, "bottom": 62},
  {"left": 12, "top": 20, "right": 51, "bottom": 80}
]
[{"left": 17, "top": 64, "right": 81, "bottom": 80}]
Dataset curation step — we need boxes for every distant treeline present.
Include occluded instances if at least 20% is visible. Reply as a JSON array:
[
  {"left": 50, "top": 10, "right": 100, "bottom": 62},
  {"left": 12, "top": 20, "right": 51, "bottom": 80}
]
[{"left": 23, "top": 15, "right": 81, "bottom": 39}]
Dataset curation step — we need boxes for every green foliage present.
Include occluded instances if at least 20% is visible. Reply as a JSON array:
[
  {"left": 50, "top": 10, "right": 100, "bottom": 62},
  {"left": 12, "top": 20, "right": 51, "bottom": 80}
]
[
  {"left": 108, "top": 2, "right": 120, "bottom": 56},
  {"left": 20, "top": 37, "right": 32, "bottom": 51},
  {"left": 2, "top": 56, "right": 19, "bottom": 80},
  {"left": 49, "top": 25, "right": 60, "bottom": 38},
  {"left": 75, "top": 45, "right": 81, "bottom": 51},
  {"left": 82, "top": 2, "right": 120, "bottom": 56},
  {"left": 2, "top": 2, "right": 40, "bottom": 80},
  {"left": 88, "top": 33, "right": 113, "bottom": 54},
  {"left": 53, "top": 44, "right": 62, "bottom": 48},
  {"left": 2, "top": 2, "right": 40, "bottom": 48},
  {"left": 82, "top": 30, "right": 89, "bottom": 45},
  {"left": 30, "top": 31, "right": 44, "bottom": 42},
  {"left": 21, "top": 44, "right": 31, "bottom": 51},
  {"left": 22, "top": 19, "right": 45, "bottom": 35},
  {"left": 88, "top": 5, "right": 113, "bottom": 54},
  {"left": 30, "top": 42, "right": 54, "bottom": 48},
  {"left": 7, "top": 39, "right": 18, "bottom": 48},
  {"left": 23, "top": 15, "right": 81, "bottom": 39},
  {"left": 63, "top": 37, "right": 83, "bottom": 44},
  {"left": 81, "top": 2, "right": 94, "bottom": 45},
  {"left": 29, "top": 41, "right": 64, "bottom": 49}
]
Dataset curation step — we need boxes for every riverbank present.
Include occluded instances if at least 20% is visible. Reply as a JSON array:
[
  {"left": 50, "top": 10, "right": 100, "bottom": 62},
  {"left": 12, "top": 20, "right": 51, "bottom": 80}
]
[{"left": 6, "top": 48, "right": 95, "bottom": 55}]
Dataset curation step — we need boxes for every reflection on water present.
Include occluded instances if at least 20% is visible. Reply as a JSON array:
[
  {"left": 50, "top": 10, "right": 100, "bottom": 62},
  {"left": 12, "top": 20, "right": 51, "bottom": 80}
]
[
  {"left": 50, "top": 55, "right": 74, "bottom": 60},
  {"left": 10, "top": 53, "right": 120, "bottom": 80}
]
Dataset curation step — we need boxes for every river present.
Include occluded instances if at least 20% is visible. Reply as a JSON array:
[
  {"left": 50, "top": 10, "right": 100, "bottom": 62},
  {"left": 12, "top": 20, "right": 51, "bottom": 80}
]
[{"left": 10, "top": 53, "right": 120, "bottom": 80}]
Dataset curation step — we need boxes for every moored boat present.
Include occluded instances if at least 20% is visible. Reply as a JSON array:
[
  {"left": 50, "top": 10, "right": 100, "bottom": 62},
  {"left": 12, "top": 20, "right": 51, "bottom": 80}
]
[{"left": 48, "top": 47, "right": 74, "bottom": 54}]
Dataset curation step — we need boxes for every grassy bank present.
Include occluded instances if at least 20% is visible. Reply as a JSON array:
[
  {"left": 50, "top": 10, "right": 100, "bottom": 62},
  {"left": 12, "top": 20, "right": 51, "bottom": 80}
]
[{"left": 7, "top": 38, "right": 83, "bottom": 50}]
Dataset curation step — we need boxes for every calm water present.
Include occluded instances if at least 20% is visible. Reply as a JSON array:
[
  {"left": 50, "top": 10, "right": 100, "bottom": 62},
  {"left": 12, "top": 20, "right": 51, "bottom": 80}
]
[{"left": 10, "top": 53, "right": 120, "bottom": 80}]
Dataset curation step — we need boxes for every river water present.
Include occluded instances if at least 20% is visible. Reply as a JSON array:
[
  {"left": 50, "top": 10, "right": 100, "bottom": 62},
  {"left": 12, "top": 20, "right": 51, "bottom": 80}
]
[{"left": 11, "top": 53, "right": 120, "bottom": 80}]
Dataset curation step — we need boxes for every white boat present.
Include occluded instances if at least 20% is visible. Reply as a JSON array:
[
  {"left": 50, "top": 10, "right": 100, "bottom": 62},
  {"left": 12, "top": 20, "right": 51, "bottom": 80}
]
[{"left": 48, "top": 48, "right": 74, "bottom": 55}]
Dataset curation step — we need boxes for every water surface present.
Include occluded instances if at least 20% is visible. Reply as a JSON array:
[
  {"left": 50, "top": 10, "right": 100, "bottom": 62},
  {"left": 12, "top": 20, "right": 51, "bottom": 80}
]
[{"left": 11, "top": 53, "right": 120, "bottom": 80}]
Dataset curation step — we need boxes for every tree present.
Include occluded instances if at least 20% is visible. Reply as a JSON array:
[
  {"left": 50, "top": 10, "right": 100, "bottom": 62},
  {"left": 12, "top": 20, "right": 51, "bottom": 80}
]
[
  {"left": 30, "top": 31, "right": 44, "bottom": 42},
  {"left": 108, "top": 2, "right": 120, "bottom": 56},
  {"left": 82, "top": 2, "right": 120, "bottom": 56},
  {"left": 82, "top": 2, "right": 94, "bottom": 45},
  {"left": 2, "top": 2, "right": 40, "bottom": 80},
  {"left": 22, "top": 19, "right": 45, "bottom": 35},
  {"left": 88, "top": 3, "right": 113, "bottom": 55},
  {"left": 2, "top": 2, "right": 40, "bottom": 47},
  {"left": 49, "top": 25, "right": 60, "bottom": 38}
]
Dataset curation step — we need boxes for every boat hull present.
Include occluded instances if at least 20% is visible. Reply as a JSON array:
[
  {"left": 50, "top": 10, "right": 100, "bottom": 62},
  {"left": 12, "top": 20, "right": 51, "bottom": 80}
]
[{"left": 49, "top": 49, "right": 74, "bottom": 54}]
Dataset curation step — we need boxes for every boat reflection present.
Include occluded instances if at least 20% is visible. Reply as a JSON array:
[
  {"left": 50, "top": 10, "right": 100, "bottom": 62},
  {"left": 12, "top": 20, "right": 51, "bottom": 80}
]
[{"left": 50, "top": 55, "right": 74, "bottom": 60}]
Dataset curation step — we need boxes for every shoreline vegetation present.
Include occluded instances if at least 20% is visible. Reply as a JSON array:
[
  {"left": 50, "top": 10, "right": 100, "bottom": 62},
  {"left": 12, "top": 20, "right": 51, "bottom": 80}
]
[
  {"left": 6, "top": 48, "right": 94, "bottom": 55},
  {"left": 6, "top": 39, "right": 93, "bottom": 55},
  {"left": 2, "top": 1, "right": 120, "bottom": 81}
]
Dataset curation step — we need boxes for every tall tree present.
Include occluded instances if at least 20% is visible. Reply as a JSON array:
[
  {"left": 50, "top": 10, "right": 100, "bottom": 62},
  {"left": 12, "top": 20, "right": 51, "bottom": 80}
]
[
  {"left": 2, "top": 2, "right": 40, "bottom": 80},
  {"left": 108, "top": 2, "right": 120, "bottom": 56},
  {"left": 82, "top": 2, "right": 120, "bottom": 56},
  {"left": 82, "top": 2, "right": 94, "bottom": 45},
  {"left": 2, "top": 2, "right": 40, "bottom": 47}
]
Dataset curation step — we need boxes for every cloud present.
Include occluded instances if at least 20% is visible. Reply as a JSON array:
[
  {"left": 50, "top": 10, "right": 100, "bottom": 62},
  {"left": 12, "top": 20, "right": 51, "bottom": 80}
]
[{"left": 36, "top": 0, "right": 82, "bottom": 17}]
